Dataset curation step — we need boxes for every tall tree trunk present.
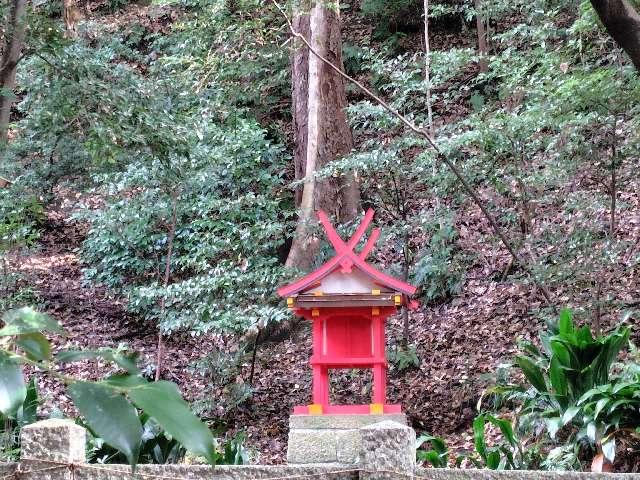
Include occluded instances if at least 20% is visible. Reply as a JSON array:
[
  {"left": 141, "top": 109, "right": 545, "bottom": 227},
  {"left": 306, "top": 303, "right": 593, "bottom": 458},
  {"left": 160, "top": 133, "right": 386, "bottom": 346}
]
[
  {"left": 475, "top": 0, "right": 488, "bottom": 73},
  {"left": 287, "top": 0, "right": 360, "bottom": 270},
  {"left": 423, "top": 0, "right": 433, "bottom": 136},
  {"left": 0, "top": 0, "right": 27, "bottom": 145},
  {"left": 63, "top": 0, "right": 79, "bottom": 39},
  {"left": 590, "top": 0, "right": 640, "bottom": 71}
]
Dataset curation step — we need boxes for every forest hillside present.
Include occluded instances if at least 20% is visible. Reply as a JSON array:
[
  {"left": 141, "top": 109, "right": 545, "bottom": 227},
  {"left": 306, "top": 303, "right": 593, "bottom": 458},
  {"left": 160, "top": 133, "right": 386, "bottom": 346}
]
[{"left": 2, "top": 0, "right": 640, "bottom": 472}]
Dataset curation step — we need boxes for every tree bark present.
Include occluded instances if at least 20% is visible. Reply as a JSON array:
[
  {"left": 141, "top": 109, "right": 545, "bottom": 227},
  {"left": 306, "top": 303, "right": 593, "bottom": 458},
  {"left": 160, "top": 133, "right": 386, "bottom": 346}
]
[
  {"left": 423, "top": 0, "right": 433, "bottom": 136},
  {"left": 63, "top": 0, "right": 79, "bottom": 39},
  {"left": 0, "top": 0, "right": 27, "bottom": 144},
  {"left": 475, "top": 0, "right": 488, "bottom": 73},
  {"left": 590, "top": 0, "right": 640, "bottom": 71},
  {"left": 287, "top": 0, "right": 360, "bottom": 270}
]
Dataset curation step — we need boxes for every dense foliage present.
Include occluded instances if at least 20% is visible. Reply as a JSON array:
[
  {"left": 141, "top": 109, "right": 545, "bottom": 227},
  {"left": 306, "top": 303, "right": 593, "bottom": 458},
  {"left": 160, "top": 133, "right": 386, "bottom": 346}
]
[{"left": 2, "top": 0, "right": 640, "bottom": 469}]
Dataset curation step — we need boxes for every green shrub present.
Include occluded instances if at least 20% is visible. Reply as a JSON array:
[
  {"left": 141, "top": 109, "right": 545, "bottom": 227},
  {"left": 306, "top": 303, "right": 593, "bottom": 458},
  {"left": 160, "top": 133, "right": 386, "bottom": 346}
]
[
  {"left": 81, "top": 118, "right": 290, "bottom": 336},
  {"left": 416, "top": 433, "right": 448, "bottom": 467},
  {"left": 0, "top": 307, "right": 221, "bottom": 468},
  {"left": 0, "top": 379, "right": 39, "bottom": 462},
  {"left": 411, "top": 214, "right": 465, "bottom": 303},
  {"left": 387, "top": 344, "right": 420, "bottom": 372},
  {"left": 0, "top": 182, "right": 44, "bottom": 252},
  {"left": 515, "top": 309, "right": 630, "bottom": 412},
  {"left": 88, "top": 412, "right": 249, "bottom": 465},
  {"left": 416, "top": 414, "right": 541, "bottom": 470},
  {"left": 507, "top": 309, "right": 633, "bottom": 465}
]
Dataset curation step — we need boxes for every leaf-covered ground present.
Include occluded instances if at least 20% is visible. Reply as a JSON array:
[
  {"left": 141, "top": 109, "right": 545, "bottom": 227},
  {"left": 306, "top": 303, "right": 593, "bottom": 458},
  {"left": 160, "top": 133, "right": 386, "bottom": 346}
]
[{"left": 9, "top": 180, "right": 640, "bottom": 465}]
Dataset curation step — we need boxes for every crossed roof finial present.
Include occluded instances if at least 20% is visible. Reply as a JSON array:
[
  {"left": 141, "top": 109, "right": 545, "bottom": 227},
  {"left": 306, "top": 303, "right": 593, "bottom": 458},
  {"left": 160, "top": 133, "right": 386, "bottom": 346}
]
[
  {"left": 277, "top": 209, "right": 417, "bottom": 298},
  {"left": 316, "top": 209, "right": 380, "bottom": 270}
]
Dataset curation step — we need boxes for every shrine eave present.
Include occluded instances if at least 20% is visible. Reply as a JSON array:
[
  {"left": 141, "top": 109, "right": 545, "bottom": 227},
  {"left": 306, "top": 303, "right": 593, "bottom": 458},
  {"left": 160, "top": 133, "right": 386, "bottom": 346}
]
[
  {"left": 291, "top": 292, "right": 401, "bottom": 309},
  {"left": 277, "top": 256, "right": 417, "bottom": 297}
]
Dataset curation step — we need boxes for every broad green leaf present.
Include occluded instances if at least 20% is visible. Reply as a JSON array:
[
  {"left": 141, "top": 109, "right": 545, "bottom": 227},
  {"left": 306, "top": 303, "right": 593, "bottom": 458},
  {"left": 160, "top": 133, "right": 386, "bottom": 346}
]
[
  {"left": 472, "top": 414, "right": 486, "bottom": 459},
  {"left": 549, "top": 356, "right": 568, "bottom": 398},
  {"left": 602, "top": 437, "right": 616, "bottom": 463},
  {"left": 549, "top": 340, "right": 572, "bottom": 368},
  {"left": 0, "top": 351, "right": 26, "bottom": 417},
  {"left": 0, "top": 308, "right": 62, "bottom": 336},
  {"left": 416, "top": 434, "right": 447, "bottom": 453},
  {"left": 19, "top": 378, "right": 38, "bottom": 426},
  {"left": 562, "top": 406, "right": 580, "bottom": 425},
  {"left": 485, "top": 415, "right": 516, "bottom": 446},
  {"left": 576, "top": 325, "right": 593, "bottom": 345},
  {"left": 612, "top": 382, "right": 637, "bottom": 394},
  {"left": 102, "top": 374, "right": 148, "bottom": 388},
  {"left": 558, "top": 309, "right": 574, "bottom": 336},
  {"left": 608, "top": 399, "right": 634, "bottom": 414},
  {"left": 486, "top": 450, "right": 500, "bottom": 469},
  {"left": 127, "top": 381, "right": 216, "bottom": 464},
  {"left": 68, "top": 381, "right": 142, "bottom": 467},
  {"left": 515, "top": 356, "right": 546, "bottom": 392},
  {"left": 594, "top": 398, "right": 609, "bottom": 419},
  {"left": 16, "top": 332, "right": 51, "bottom": 361},
  {"left": 587, "top": 421, "right": 597, "bottom": 442},
  {"left": 578, "top": 386, "right": 608, "bottom": 405}
]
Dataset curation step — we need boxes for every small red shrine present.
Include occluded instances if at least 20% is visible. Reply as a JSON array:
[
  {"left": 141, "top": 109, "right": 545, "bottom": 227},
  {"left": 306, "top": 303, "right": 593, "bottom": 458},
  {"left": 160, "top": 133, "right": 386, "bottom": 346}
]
[{"left": 278, "top": 209, "right": 417, "bottom": 415}]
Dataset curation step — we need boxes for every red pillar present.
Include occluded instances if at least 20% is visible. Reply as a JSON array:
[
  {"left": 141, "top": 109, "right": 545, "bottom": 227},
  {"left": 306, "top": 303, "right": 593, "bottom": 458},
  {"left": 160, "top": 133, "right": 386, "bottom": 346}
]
[
  {"left": 372, "top": 315, "right": 386, "bottom": 405},
  {"left": 311, "top": 317, "right": 329, "bottom": 407}
]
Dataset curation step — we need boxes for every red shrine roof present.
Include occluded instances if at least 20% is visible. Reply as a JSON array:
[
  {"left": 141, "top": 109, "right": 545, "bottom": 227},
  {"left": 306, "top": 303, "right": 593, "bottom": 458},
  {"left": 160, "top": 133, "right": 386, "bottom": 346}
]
[{"left": 277, "top": 209, "right": 417, "bottom": 298}]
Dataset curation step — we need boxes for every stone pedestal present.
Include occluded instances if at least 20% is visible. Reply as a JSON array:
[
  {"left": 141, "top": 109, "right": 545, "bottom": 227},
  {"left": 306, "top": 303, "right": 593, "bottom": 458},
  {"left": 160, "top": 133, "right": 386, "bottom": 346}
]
[
  {"left": 359, "top": 420, "right": 416, "bottom": 480},
  {"left": 20, "top": 419, "right": 86, "bottom": 480},
  {"left": 286, "top": 414, "right": 408, "bottom": 465}
]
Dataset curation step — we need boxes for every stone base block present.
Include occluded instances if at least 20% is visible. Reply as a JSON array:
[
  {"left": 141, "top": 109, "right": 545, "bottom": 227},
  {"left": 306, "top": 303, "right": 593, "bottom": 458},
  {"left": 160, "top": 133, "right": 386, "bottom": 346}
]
[
  {"left": 286, "top": 414, "right": 407, "bottom": 465},
  {"left": 360, "top": 420, "right": 416, "bottom": 480}
]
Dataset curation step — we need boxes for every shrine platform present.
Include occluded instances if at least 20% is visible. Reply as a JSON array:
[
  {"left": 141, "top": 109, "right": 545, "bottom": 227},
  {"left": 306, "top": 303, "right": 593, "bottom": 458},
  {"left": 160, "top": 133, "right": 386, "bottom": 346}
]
[
  {"left": 287, "top": 413, "right": 408, "bottom": 465},
  {"left": 292, "top": 404, "right": 402, "bottom": 415}
]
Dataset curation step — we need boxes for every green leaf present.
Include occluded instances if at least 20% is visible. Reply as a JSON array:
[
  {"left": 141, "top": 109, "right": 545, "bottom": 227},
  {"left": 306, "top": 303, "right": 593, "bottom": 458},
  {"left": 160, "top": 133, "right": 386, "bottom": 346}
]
[
  {"left": 0, "top": 308, "right": 62, "bottom": 336},
  {"left": 416, "top": 434, "right": 447, "bottom": 454},
  {"left": 562, "top": 406, "right": 580, "bottom": 425},
  {"left": 608, "top": 399, "right": 633, "bottom": 414},
  {"left": 485, "top": 415, "right": 516, "bottom": 447},
  {"left": 594, "top": 398, "right": 609, "bottom": 419},
  {"left": 602, "top": 437, "right": 616, "bottom": 463},
  {"left": 576, "top": 326, "right": 593, "bottom": 345},
  {"left": 587, "top": 421, "right": 597, "bottom": 442},
  {"left": 16, "top": 332, "right": 51, "bottom": 361},
  {"left": 549, "top": 340, "right": 572, "bottom": 368},
  {"left": 486, "top": 450, "right": 500, "bottom": 469},
  {"left": 549, "top": 356, "right": 568, "bottom": 398},
  {"left": 578, "top": 385, "right": 608, "bottom": 404},
  {"left": 472, "top": 414, "right": 487, "bottom": 459},
  {"left": 515, "top": 356, "right": 546, "bottom": 392},
  {"left": 19, "top": 378, "right": 38, "bottom": 426},
  {"left": 0, "top": 351, "right": 26, "bottom": 417},
  {"left": 102, "top": 374, "right": 148, "bottom": 388},
  {"left": 127, "top": 381, "right": 216, "bottom": 464},
  {"left": 612, "top": 381, "right": 637, "bottom": 394},
  {"left": 68, "top": 381, "right": 142, "bottom": 467},
  {"left": 558, "top": 309, "right": 574, "bottom": 336}
]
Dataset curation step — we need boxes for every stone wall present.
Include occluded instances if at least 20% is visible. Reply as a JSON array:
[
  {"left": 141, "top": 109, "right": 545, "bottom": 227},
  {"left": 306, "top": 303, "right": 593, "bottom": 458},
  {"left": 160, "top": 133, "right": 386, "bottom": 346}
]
[{"left": 1, "top": 419, "right": 638, "bottom": 480}]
